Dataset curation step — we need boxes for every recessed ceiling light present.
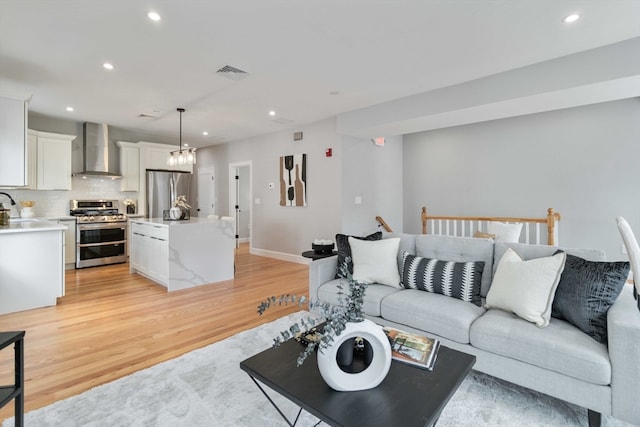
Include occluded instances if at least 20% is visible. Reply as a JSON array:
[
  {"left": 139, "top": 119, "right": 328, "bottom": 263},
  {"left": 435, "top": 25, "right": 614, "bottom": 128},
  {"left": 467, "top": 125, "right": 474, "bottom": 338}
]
[
  {"left": 563, "top": 14, "right": 580, "bottom": 23},
  {"left": 269, "top": 111, "right": 276, "bottom": 116},
  {"left": 103, "top": 63, "right": 114, "bottom": 70},
  {"left": 148, "top": 11, "right": 161, "bottom": 21},
  {"left": 66, "top": 106, "right": 74, "bottom": 112},
  {"left": 203, "top": 131, "right": 209, "bottom": 136}
]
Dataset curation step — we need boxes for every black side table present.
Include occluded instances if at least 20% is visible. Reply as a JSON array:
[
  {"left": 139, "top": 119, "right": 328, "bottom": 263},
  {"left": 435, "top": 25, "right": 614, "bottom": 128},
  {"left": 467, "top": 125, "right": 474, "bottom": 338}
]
[
  {"left": 301, "top": 250, "right": 337, "bottom": 261},
  {"left": 0, "top": 331, "right": 25, "bottom": 427}
]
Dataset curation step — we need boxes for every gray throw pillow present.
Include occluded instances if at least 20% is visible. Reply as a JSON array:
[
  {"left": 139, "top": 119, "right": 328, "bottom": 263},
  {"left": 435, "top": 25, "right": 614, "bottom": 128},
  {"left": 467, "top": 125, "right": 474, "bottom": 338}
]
[
  {"left": 334, "top": 231, "right": 382, "bottom": 279},
  {"left": 552, "top": 253, "right": 629, "bottom": 343}
]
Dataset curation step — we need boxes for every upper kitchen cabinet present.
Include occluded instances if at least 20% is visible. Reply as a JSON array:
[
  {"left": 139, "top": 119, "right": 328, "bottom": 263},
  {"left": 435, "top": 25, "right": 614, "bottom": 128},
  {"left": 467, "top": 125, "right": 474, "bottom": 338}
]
[
  {"left": 0, "top": 96, "right": 28, "bottom": 187},
  {"left": 140, "top": 142, "right": 193, "bottom": 173},
  {"left": 116, "top": 141, "right": 140, "bottom": 192},
  {"left": 30, "top": 130, "right": 75, "bottom": 190}
]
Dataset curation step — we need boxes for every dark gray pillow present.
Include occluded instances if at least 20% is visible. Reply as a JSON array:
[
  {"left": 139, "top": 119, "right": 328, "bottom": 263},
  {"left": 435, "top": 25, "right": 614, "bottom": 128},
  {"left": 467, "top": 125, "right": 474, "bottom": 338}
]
[
  {"left": 552, "top": 253, "right": 629, "bottom": 343},
  {"left": 334, "top": 231, "right": 382, "bottom": 279},
  {"left": 401, "top": 252, "right": 484, "bottom": 306}
]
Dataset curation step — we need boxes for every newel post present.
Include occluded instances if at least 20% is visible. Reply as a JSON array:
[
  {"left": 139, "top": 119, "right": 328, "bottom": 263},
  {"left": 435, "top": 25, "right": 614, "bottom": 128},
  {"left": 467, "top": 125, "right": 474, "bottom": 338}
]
[{"left": 422, "top": 207, "right": 428, "bottom": 235}]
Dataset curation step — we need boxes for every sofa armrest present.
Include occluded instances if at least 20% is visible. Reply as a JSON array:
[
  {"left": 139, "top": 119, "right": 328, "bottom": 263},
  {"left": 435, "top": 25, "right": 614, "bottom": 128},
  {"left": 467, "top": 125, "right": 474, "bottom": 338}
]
[
  {"left": 608, "top": 284, "right": 640, "bottom": 424},
  {"left": 308, "top": 255, "right": 338, "bottom": 301}
]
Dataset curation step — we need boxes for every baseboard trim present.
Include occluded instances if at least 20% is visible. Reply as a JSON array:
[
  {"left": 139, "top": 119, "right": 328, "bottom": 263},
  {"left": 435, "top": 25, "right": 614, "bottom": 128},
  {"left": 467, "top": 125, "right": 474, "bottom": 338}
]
[{"left": 250, "top": 247, "right": 310, "bottom": 265}]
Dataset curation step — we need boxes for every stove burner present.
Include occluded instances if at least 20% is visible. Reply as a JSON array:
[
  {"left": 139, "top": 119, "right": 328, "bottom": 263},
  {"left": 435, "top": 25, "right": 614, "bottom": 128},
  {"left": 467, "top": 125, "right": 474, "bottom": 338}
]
[{"left": 70, "top": 199, "right": 127, "bottom": 223}]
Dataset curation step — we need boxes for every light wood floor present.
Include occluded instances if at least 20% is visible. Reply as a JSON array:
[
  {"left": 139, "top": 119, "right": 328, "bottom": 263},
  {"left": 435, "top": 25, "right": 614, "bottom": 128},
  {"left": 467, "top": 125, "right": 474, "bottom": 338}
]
[{"left": 0, "top": 244, "right": 309, "bottom": 421}]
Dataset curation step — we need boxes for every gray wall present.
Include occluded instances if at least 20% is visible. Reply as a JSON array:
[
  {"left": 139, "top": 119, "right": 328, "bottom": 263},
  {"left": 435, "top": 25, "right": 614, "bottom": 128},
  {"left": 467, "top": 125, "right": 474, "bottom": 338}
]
[
  {"left": 403, "top": 98, "right": 640, "bottom": 260},
  {"left": 197, "top": 118, "right": 343, "bottom": 257},
  {"left": 341, "top": 135, "right": 403, "bottom": 236}
]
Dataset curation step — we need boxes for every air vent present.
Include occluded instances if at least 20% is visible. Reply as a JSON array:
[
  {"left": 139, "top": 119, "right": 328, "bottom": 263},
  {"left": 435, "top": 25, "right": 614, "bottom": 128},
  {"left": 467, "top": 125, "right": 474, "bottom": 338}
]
[
  {"left": 272, "top": 117, "right": 294, "bottom": 125},
  {"left": 216, "top": 65, "right": 248, "bottom": 81},
  {"left": 137, "top": 113, "right": 159, "bottom": 119}
]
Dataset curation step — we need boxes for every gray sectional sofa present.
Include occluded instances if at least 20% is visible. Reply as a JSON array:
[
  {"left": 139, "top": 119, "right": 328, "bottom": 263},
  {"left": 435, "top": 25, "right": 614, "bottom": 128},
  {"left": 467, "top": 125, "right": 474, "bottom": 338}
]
[{"left": 308, "top": 233, "right": 640, "bottom": 426}]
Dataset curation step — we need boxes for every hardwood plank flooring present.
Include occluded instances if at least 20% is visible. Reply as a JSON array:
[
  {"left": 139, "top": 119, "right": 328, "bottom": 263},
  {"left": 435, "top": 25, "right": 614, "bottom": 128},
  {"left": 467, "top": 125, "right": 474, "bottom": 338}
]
[{"left": 0, "top": 244, "right": 309, "bottom": 421}]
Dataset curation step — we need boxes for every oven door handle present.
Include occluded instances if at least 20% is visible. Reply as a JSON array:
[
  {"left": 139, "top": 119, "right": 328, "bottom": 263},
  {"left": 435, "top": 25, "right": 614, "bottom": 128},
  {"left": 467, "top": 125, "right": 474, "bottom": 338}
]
[
  {"left": 78, "top": 240, "right": 126, "bottom": 248},
  {"left": 77, "top": 223, "right": 127, "bottom": 231}
]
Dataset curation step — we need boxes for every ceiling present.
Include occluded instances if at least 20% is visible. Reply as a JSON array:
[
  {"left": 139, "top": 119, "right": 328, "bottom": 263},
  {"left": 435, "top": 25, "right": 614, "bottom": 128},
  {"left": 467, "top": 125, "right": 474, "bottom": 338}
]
[{"left": 1, "top": 1, "right": 639, "bottom": 148}]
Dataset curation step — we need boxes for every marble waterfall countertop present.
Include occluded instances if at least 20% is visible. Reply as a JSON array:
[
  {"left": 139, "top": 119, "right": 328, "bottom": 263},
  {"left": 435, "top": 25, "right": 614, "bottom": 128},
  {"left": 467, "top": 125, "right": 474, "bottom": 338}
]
[
  {"left": 0, "top": 218, "right": 66, "bottom": 234},
  {"left": 134, "top": 217, "right": 233, "bottom": 226}
]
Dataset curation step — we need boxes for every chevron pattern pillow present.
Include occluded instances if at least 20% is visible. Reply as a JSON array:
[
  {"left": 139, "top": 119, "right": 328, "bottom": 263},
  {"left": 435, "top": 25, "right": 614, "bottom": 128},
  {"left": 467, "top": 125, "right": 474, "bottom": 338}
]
[{"left": 401, "top": 252, "right": 484, "bottom": 306}]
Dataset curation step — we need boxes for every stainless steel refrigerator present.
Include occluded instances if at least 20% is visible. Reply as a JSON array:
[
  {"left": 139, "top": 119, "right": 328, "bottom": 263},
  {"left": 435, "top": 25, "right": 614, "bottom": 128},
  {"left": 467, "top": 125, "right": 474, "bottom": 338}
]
[{"left": 146, "top": 169, "right": 192, "bottom": 218}]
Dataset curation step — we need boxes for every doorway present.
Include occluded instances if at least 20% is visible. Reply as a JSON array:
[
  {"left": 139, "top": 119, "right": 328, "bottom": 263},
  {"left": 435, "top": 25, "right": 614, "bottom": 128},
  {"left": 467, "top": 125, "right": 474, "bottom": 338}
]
[{"left": 228, "top": 161, "right": 252, "bottom": 245}]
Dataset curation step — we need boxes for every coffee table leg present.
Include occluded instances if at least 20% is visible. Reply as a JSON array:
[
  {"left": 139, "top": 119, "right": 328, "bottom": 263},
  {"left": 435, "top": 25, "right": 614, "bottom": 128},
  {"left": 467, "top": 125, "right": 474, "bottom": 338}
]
[{"left": 249, "top": 376, "right": 304, "bottom": 427}]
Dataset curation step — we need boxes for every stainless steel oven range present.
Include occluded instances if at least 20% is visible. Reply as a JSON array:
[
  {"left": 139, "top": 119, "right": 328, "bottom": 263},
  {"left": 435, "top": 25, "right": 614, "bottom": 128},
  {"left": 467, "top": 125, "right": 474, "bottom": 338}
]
[{"left": 70, "top": 200, "right": 128, "bottom": 269}]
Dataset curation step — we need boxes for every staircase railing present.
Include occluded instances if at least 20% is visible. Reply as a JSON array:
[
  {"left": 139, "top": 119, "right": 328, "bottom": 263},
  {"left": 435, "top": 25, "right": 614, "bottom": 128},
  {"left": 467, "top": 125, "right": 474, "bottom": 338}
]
[{"left": 375, "top": 216, "right": 393, "bottom": 233}]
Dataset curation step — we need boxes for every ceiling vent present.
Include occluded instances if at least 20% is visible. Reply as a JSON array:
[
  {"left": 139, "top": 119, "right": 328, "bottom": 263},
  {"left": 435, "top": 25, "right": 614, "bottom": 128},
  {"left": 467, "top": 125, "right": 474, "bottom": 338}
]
[
  {"left": 216, "top": 65, "right": 248, "bottom": 81},
  {"left": 137, "top": 113, "right": 159, "bottom": 119}
]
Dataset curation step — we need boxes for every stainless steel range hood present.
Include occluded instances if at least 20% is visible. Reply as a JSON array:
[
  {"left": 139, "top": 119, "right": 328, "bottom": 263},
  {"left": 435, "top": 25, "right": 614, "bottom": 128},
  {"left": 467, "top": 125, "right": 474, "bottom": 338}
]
[{"left": 73, "top": 122, "right": 122, "bottom": 179}]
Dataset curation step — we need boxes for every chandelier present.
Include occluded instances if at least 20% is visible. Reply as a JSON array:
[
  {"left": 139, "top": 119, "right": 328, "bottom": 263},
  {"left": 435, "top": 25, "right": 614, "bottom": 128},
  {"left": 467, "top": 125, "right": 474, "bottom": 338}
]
[{"left": 167, "top": 107, "right": 196, "bottom": 166}]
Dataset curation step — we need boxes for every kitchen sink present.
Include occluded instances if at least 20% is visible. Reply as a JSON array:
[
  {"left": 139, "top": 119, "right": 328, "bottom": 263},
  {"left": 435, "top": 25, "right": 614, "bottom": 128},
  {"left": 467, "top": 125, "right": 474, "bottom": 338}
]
[{"left": 9, "top": 218, "right": 41, "bottom": 223}]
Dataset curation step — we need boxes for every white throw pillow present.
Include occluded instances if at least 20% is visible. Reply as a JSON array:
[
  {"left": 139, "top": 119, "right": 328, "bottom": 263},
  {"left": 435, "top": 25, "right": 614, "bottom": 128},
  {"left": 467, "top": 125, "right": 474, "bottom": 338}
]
[
  {"left": 349, "top": 237, "right": 401, "bottom": 287},
  {"left": 487, "top": 222, "right": 523, "bottom": 243},
  {"left": 485, "top": 248, "right": 566, "bottom": 327}
]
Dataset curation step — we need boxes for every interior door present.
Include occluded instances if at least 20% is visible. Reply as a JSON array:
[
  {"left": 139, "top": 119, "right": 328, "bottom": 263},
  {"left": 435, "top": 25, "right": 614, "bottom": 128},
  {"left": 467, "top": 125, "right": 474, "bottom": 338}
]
[{"left": 197, "top": 167, "right": 215, "bottom": 217}]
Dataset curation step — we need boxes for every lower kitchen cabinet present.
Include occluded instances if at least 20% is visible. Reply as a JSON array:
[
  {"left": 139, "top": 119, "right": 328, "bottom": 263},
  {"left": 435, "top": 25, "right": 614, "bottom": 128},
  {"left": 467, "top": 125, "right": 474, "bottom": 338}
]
[
  {"left": 130, "top": 221, "right": 169, "bottom": 285},
  {"left": 57, "top": 219, "right": 76, "bottom": 269},
  {"left": 0, "top": 225, "right": 65, "bottom": 315}
]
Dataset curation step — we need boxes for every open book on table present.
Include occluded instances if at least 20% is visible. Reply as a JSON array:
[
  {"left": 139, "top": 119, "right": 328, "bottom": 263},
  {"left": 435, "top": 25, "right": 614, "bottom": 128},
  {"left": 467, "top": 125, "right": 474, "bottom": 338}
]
[{"left": 382, "top": 326, "right": 440, "bottom": 371}]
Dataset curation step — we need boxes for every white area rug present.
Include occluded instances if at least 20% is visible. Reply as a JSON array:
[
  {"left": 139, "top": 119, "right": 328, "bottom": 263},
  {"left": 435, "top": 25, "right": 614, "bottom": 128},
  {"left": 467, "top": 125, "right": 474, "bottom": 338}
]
[{"left": 2, "top": 312, "right": 634, "bottom": 427}]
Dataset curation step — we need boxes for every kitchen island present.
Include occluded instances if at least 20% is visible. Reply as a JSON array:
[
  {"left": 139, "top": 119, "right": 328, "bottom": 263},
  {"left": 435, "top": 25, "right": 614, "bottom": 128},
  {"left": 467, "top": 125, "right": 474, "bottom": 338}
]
[
  {"left": 129, "top": 217, "right": 235, "bottom": 291},
  {"left": 0, "top": 219, "right": 66, "bottom": 314}
]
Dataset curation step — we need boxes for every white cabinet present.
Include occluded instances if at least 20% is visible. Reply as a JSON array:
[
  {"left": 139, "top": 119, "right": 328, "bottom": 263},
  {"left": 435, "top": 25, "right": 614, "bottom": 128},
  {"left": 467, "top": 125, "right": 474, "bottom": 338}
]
[
  {"left": 57, "top": 219, "right": 76, "bottom": 269},
  {"left": 0, "top": 227, "right": 64, "bottom": 314},
  {"left": 116, "top": 141, "right": 140, "bottom": 192},
  {"left": 27, "top": 130, "right": 75, "bottom": 190},
  {"left": 142, "top": 142, "right": 192, "bottom": 173},
  {"left": 0, "top": 97, "right": 28, "bottom": 187},
  {"left": 37, "top": 134, "right": 73, "bottom": 190},
  {"left": 129, "top": 221, "right": 169, "bottom": 285}
]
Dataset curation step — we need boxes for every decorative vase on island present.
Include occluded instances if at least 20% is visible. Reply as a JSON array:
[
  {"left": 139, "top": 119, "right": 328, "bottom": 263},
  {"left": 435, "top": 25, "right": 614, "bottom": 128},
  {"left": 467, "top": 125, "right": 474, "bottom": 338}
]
[
  {"left": 316, "top": 319, "right": 392, "bottom": 392},
  {"left": 169, "top": 206, "right": 182, "bottom": 220}
]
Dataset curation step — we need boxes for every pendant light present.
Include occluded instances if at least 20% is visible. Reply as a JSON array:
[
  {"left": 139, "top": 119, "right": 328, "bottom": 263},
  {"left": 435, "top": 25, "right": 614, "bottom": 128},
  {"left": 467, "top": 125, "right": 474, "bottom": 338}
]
[{"left": 167, "top": 107, "right": 196, "bottom": 166}]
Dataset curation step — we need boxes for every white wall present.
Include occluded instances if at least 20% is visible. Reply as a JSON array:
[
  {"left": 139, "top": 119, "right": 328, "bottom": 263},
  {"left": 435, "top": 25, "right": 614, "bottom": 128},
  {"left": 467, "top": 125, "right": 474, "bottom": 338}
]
[
  {"left": 403, "top": 98, "right": 640, "bottom": 260},
  {"left": 197, "top": 118, "right": 343, "bottom": 259},
  {"left": 341, "top": 135, "right": 403, "bottom": 236}
]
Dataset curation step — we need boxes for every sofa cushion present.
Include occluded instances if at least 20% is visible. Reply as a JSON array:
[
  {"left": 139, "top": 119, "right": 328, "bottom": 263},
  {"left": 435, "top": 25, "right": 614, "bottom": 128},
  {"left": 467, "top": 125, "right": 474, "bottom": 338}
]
[
  {"left": 415, "top": 235, "right": 495, "bottom": 298},
  {"left": 493, "top": 242, "right": 606, "bottom": 276},
  {"left": 317, "top": 280, "right": 401, "bottom": 317},
  {"left": 384, "top": 232, "right": 417, "bottom": 272},
  {"left": 485, "top": 248, "right": 566, "bottom": 327},
  {"left": 401, "top": 252, "right": 484, "bottom": 306},
  {"left": 334, "top": 231, "right": 382, "bottom": 279},
  {"left": 552, "top": 253, "right": 629, "bottom": 343},
  {"left": 380, "top": 289, "right": 486, "bottom": 344},
  {"left": 349, "top": 237, "right": 401, "bottom": 287},
  {"left": 470, "top": 309, "right": 611, "bottom": 385}
]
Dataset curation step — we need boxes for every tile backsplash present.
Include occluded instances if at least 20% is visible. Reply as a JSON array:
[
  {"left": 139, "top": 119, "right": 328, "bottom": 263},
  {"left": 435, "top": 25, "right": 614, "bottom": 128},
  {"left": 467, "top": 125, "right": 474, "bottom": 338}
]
[{"left": 3, "top": 177, "right": 139, "bottom": 218}]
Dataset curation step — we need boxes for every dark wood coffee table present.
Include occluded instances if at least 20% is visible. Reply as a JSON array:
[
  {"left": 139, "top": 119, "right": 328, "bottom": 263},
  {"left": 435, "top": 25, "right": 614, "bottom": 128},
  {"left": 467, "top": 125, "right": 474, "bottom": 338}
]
[{"left": 240, "top": 337, "right": 475, "bottom": 427}]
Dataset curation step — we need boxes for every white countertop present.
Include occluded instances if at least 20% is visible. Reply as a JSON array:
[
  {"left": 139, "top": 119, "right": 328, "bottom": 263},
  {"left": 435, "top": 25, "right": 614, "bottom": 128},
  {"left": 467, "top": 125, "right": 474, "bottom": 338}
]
[
  {"left": 0, "top": 218, "right": 66, "bottom": 234},
  {"left": 130, "top": 217, "right": 231, "bottom": 226}
]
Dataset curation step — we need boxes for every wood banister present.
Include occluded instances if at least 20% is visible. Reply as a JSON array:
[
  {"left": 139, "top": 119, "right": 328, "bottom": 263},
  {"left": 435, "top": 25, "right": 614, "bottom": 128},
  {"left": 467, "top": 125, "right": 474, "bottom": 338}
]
[
  {"left": 375, "top": 216, "right": 393, "bottom": 233},
  {"left": 420, "top": 205, "right": 561, "bottom": 246}
]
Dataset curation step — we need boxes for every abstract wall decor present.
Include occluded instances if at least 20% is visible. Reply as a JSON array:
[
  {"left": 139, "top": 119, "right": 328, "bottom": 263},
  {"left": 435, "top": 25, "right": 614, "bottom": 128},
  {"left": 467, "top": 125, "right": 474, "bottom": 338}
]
[{"left": 280, "top": 154, "right": 307, "bottom": 207}]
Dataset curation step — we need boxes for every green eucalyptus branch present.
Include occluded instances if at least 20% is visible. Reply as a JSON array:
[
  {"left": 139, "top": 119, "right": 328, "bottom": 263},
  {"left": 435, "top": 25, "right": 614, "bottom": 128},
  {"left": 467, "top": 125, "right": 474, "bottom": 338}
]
[{"left": 257, "top": 257, "right": 368, "bottom": 366}]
